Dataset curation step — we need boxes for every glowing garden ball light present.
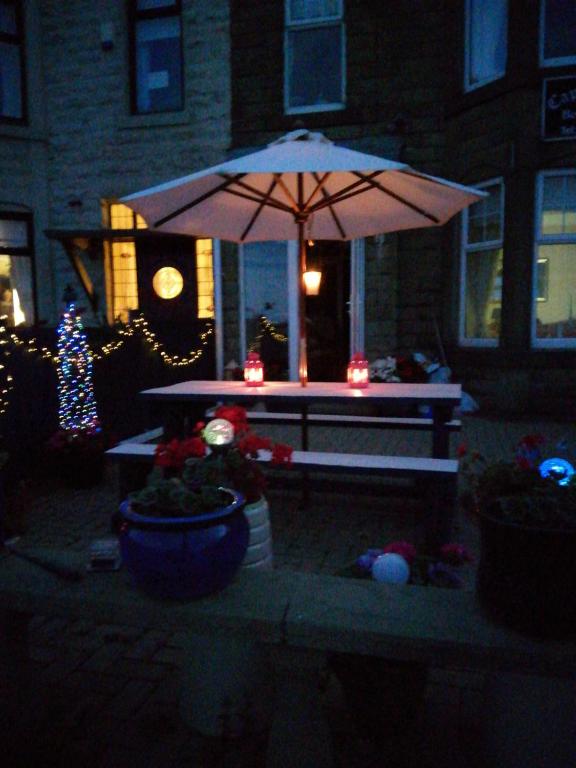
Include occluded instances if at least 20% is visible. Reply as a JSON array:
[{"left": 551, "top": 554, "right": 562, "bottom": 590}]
[
  {"left": 371, "top": 553, "right": 410, "bottom": 584},
  {"left": 204, "top": 418, "right": 235, "bottom": 447},
  {"left": 539, "top": 458, "right": 575, "bottom": 486}
]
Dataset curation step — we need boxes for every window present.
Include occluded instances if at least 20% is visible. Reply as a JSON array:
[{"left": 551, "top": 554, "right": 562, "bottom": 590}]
[
  {"left": 459, "top": 180, "right": 504, "bottom": 345},
  {"left": 540, "top": 0, "right": 576, "bottom": 67},
  {"left": 129, "top": 0, "right": 183, "bottom": 115},
  {"left": 0, "top": 212, "right": 35, "bottom": 326},
  {"left": 464, "top": 0, "right": 507, "bottom": 91},
  {"left": 533, "top": 172, "right": 576, "bottom": 346},
  {"left": 104, "top": 203, "right": 145, "bottom": 323},
  {"left": 284, "top": 0, "right": 345, "bottom": 114},
  {"left": 0, "top": 0, "right": 25, "bottom": 121},
  {"left": 240, "top": 242, "right": 290, "bottom": 379},
  {"left": 195, "top": 238, "right": 214, "bottom": 319}
]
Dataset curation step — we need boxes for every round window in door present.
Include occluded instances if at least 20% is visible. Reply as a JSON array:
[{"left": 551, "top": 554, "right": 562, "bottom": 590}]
[{"left": 152, "top": 266, "right": 184, "bottom": 300}]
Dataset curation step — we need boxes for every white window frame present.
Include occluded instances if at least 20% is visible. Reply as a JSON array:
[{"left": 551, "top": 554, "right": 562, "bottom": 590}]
[
  {"left": 539, "top": 0, "right": 576, "bottom": 68},
  {"left": 459, "top": 178, "right": 505, "bottom": 347},
  {"left": 464, "top": 0, "right": 508, "bottom": 93},
  {"left": 284, "top": 0, "right": 346, "bottom": 115},
  {"left": 532, "top": 170, "right": 576, "bottom": 348}
]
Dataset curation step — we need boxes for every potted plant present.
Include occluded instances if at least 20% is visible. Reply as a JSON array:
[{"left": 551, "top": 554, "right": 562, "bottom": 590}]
[
  {"left": 460, "top": 435, "right": 576, "bottom": 638},
  {"left": 155, "top": 405, "right": 293, "bottom": 571},
  {"left": 46, "top": 424, "right": 106, "bottom": 488}
]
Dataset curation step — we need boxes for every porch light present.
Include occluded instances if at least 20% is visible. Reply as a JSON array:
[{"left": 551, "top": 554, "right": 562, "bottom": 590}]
[
  {"left": 303, "top": 269, "right": 322, "bottom": 296},
  {"left": 347, "top": 353, "right": 369, "bottom": 389},
  {"left": 244, "top": 351, "right": 264, "bottom": 386}
]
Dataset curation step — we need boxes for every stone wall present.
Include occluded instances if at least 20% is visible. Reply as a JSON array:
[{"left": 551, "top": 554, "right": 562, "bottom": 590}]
[{"left": 2, "top": 0, "right": 231, "bottom": 325}]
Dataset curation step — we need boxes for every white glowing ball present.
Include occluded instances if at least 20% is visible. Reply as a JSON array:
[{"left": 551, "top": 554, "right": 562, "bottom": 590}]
[
  {"left": 204, "top": 418, "right": 235, "bottom": 446},
  {"left": 371, "top": 553, "right": 410, "bottom": 584}
]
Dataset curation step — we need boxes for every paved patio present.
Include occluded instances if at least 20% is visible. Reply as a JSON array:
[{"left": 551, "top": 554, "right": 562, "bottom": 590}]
[{"left": 1, "top": 413, "right": 574, "bottom": 767}]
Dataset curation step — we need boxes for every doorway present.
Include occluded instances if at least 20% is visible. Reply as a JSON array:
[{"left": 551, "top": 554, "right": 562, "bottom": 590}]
[{"left": 305, "top": 240, "right": 350, "bottom": 381}]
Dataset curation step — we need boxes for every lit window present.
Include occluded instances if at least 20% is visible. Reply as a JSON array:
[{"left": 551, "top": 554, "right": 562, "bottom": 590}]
[
  {"left": 284, "top": 0, "right": 345, "bottom": 114},
  {"left": 533, "top": 172, "right": 576, "bottom": 346},
  {"left": 540, "top": 0, "right": 576, "bottom": 67},
  {"left": 130, "top": 0, "right": 183, "bottom": 114},
  {"left": 105, "top": 203, "right": 143, "bottom": 323},
  {"left": 0, "top": 0, "right": 25, "bottom": 122},
  {"left": 464, "top": 0, "right": 508, "bottom": 91},
  {"left": 195, "top": 238, "right": 214, "bottom": 318},
  {"left": 0, "top": 212, "right": 35, "bottom": 326},
  {"left": 459, "top": 180, "right": 504, "bottom": 345}
]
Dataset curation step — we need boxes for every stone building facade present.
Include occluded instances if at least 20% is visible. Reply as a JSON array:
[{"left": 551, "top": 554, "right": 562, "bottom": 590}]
[{"left": 1, "top": 1, "right": 575, "bottom": 411}]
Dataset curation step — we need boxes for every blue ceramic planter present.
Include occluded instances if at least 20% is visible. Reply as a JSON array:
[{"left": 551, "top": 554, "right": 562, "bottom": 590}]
[{"left": 118, "top": 489, "right": 248, "bottom": 600}]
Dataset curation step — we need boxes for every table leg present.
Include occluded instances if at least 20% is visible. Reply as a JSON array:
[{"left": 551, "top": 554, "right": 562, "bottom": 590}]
[{"left": 432, "top": 406, "right": 451, "bottom": 458}]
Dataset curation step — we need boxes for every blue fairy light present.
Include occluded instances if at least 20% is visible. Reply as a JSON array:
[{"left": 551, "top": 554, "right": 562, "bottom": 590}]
[{"left": 539, "top": 458, "right": 575, "bottom": 486}]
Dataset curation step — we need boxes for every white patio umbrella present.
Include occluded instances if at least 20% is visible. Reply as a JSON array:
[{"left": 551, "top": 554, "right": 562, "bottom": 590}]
[{"left": 122, "top": 129, "right": 486, "bottom": 385}]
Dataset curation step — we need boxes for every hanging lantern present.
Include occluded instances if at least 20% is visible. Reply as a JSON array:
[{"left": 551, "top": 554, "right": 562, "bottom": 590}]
[
  {"left": 347, "top": 352, "right": 369, "bottom": 389},
  {"left": 244, "top": 351, "right": 264, "bottom": 386},
  {"left": 303, "top": 269, "right": 322, "bottom": 296}
]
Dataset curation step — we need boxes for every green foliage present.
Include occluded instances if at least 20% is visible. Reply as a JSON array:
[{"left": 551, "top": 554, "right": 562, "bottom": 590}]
[{"left": 128, "top": 468, "right": 233, "bottom": 518}]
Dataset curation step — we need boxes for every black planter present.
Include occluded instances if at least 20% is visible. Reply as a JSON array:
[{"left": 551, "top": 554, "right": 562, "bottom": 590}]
[{"left": 477, "top": 502, "right": 576, "bottom": 639}]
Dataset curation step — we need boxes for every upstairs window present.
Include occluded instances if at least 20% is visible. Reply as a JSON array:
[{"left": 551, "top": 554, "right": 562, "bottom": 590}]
[
  {"left": 284, "top": 0, "right": 345, "bottom": 114},
  {"left": 464, "top": 0, "right": 508, "bottom": 91},
  {"left": 459, "top": 180, "right": 504, "bottom": 346},
  {"left": 0, "top": 212, "right": 35, "bottom": 326},
  {"left": 533, "top": 172, "right": 576, "bottom": 346},
  {"left": 0, "top": 0, "right": 25, "bottom": 122},
  {"left": 129, "top": 0, "right": 183, "bottom": 115},
  {"left": 540, "top": 0, "right": 576, "bottom": 67}
]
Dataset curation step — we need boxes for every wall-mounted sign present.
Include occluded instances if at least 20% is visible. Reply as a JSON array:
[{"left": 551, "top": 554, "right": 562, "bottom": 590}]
[{"left": 542, "top": 76, "right": 576, "bottom": 141}]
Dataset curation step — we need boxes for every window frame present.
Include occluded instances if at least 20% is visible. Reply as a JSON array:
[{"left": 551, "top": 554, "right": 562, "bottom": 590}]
[
  {"left": 532, "top": 170, "right": 576, "bottom": 348},
  {"left": 0, "top": 210, "right": 37, "bottom": 325},
  {"left": 539, "top": 0, "right": 576, "bottom": 68},
  {"left": 284, "top": 0, "right": 346, "bottom": 116},
  {"left": 0, "top": 0, "right": 27, "bottom": 124},
  {"left": 464, "top": 0, "right": 508, "bottom": 93},
  {"left": 128, "top": 0, "right": 184, "bottom": 116},
  {"left": 458, "top": 177, "right": 505, "bottom": 348}
]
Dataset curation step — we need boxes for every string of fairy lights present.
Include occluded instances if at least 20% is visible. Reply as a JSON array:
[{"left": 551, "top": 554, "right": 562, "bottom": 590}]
[
  {"left": 248, "top": 314, "right": 288, "bottom": 352},
  {"left": 0, "top": 312, "right": 214, "bottom": 422}
]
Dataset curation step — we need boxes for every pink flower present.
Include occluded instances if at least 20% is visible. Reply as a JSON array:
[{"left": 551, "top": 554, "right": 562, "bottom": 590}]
[
  {"left": 439, "top": 543, "right": 472, "bottom": 566},
  {"left": 383, "top": 541, "right": 417, "bottom": 565}
]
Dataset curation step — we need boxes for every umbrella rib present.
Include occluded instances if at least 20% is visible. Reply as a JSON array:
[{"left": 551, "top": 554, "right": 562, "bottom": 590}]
[
  {"left": 221, "top": 186, "right": 291, "bottom": 213},
  {"left": 351, "top": 172, "right": 441, "bottom": 224},
  {"left": 273, "top": 174, "right": 299, "bottom": 213},
  {"left": 240, "top": 178, "right": 280, "bottom": 242},
  {"left": 220, "top": 174, "right": 295, "bottom": 214},
  {"left": 311, "top": 172, "right": 347, "bottom": 239},
  {"left": 306, "top": 172, "right": 384, "bottom": 215},
  {"left": 303, "top": 172, "right": 331, "bottom": 210},
  {"left": 153, "top": 174, "right": 247, "bottom": 227}
]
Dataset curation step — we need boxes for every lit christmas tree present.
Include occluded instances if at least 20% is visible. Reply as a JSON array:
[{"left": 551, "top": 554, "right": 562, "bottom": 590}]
[{"left": 56, "top": 303, "right": 99, "bottom": 431}]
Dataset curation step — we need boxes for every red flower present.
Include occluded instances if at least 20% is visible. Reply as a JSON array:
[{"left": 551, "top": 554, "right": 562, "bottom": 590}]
[
  {"left": 518, "top": 434, "right": 545, "bottom": 449},
  {"left": 439, "top": 543, "right": 472, "bottom": 566},
  {"left": 383, "top": 540, "right": 417, "bottom": 564},
  {"left": 181, "top": 436, "right": 207, "bottom": 459},
  {"left": 457, "top": 443, "right": 468, "bottom": 458},
  {"left": 214, "top": 405, "right": 248, "bottom": 435},
  {"left": 238, "top": 433, "right": 271, "bottom": 458},
  {"left": 270, "top": 443, "right": 293, "bottom": 466}
]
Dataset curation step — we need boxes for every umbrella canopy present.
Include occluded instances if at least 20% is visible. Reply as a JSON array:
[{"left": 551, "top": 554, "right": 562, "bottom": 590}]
[{"left": 122, "top": 129, "right": 486, "bottom": 384}]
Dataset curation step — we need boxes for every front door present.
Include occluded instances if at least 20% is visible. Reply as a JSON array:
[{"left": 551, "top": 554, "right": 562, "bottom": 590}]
[
  {"left": 136, "top": 235, "right": 199, "bottom": 353},
  {"left": 305, "top": 240, "right": 350, "bottom": 381}
]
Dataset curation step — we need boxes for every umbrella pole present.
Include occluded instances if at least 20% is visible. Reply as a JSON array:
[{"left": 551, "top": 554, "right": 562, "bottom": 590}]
[{"left": 298, "top": 221, "right": 308, "bottom": 386}]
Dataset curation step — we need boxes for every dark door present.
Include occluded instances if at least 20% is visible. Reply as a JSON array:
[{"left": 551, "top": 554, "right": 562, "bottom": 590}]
[
  {"left": 136, "top": 235, "right": 200, "bottom": 353},
  {"left": 305, "top": 241, "right": 350, "bottom": 381}
]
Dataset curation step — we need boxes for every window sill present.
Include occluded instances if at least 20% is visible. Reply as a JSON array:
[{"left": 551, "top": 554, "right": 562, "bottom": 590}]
[
  {"left": 117, "top": 111, "right": 191, "bottom": 130},
  {"left": 285, "top": 103, "right": 345, "bottom": 116},
  {"left": 0, "top": 123, "right": 48, "bottom": 142}
]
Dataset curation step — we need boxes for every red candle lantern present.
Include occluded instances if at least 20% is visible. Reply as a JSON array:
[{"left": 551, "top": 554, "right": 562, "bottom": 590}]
[
  {"left": 244, "top": 351, "right": 264, "bottom": 386},
  {"left": 347, "top": 353, "right": 369, "bottom": 389}
]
